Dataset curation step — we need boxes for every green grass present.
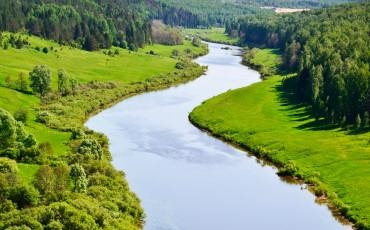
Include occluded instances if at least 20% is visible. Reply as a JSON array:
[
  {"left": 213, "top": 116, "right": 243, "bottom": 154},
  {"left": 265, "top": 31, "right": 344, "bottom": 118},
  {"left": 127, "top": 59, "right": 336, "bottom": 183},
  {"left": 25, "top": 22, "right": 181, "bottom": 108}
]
[
  {"left": 0, "top": 33, "right": 206, "bottom": 184},
  {"left": 17, "top": 163, "right": 40, "bottom": 184},
  {"left": 249, "top": 48, "right": 281, "bottom": 70},
  {"left": 0, "top": 87, "right": 70, "bottom": 155},
  {"left": 0, "top": 33, "right": 203, "bottom": 88},
  {"left": 183, "top": 27, "right": 239, "bottom": 45},
  {"left": 190, "top": 50, "right": 370, "bottom": 227},
  {"left": 140, "top": 39, "right": 206, "bottom": 57}
]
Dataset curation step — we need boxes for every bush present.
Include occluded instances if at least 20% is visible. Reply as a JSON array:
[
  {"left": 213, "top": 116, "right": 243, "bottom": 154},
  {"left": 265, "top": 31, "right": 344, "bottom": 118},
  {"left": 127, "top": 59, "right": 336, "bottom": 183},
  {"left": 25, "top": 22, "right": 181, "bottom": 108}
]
[
  {"left": 42, "top": 47, "right": 49, "bottom": 54},
  {"left": 175, "top": 62, "right": 186, "bottom": 70},
  {"left": 13, "top": 109, "right": 28, "bottom": 123},
  {"left": 36, "top": 111, "right": 50, "bottom": 124},
  {"left": 0, "top": 157, "right": 18, "bottom": 173},
  {"left": 9, "top": 185, "right": 39, "bottom": 208},
  {"left": 277, "top": 161, "right": 298, "bottom": 176},
  {"left": 78, "top": 138, "right": 103, "bottom": 160}
]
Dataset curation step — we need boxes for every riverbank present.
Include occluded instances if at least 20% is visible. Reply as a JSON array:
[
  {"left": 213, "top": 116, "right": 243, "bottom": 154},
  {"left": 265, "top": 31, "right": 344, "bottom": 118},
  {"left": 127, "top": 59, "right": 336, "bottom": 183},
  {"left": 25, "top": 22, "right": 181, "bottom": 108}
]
[
  {"left": 189, "top": 48, "right": 370, "bottom": 229},
  {"left": 183, "top": 28, "right": 240, "bottom": 45},
  {"left": 0, "top": 33, "right": 208, "bottom": 229}
]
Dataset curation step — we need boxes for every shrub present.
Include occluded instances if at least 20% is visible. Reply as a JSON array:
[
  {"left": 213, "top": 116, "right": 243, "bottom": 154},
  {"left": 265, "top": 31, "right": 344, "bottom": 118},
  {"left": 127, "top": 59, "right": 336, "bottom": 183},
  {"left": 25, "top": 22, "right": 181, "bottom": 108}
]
[
  {"left": 171, "top": 49, "right": 179, "bottom": 57},
  {"left": 0, "top": 157, "right": 18, "bottom": 173},
  {"left": 277, "top": 161, "right": 298, "bottom": 176},
  {"left": 42, "top": 47, "right": 49, "bottom": 54},
  {"left": 70, "top": 128, "right": 85, "bottom": 140},
  {"left": 78, "top": 138, "right": 103, "bottom": 160},
  {"left": 9, "top": 185, "right": 39, "bottom": 208},
  {"left": 36, "top": 111, "right": 50, "bottom": 124},
  {"left": 13, "top": 109, "right": 28, "bottom": 123}
]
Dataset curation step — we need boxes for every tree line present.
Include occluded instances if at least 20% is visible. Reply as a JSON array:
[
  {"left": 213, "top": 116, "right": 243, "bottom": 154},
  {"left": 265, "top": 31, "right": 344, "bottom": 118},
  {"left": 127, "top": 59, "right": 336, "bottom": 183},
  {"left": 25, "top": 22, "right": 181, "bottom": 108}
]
[
  {"left": 227, "top": 2, "right": 370, "bottom": 126},
  {"left": 0, "top": 0, "right": 152, "bottom": 51}
]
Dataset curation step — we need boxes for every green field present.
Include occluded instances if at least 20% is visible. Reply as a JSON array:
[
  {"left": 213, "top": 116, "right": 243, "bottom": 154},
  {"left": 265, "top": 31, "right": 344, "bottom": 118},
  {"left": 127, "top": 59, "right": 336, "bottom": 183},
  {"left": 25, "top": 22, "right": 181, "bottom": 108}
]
[
  {"left": 190, "top": 50, "right": 370, "bottom": 227},
  {"left": 0, "top": 33, "right": 206, "bottom": 184},
  {"left": 0, "top": 87, "right": 70, "bottom": 155},
  {"left": 183, "top": 28, "right": 239, "bottom": 45},
  {"left": 0, "top": 33, "right": 205, "bottom": 88}
]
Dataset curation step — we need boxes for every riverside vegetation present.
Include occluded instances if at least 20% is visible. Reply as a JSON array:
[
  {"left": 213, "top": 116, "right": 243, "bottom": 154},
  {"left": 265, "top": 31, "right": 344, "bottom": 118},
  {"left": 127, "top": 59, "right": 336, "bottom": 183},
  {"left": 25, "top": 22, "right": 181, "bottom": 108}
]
[
  {"left": 0, "top": 29, "right": 207, "bottom": 228},
  {"left": 190, "top": 4, "right": 370, "bottom": 228}
]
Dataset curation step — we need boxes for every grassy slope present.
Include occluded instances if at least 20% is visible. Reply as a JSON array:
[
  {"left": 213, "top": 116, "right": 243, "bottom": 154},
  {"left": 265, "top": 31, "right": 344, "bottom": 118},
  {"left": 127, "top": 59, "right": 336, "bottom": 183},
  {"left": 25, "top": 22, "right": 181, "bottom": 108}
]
[
  {"left": 0, "top": 33, "right": 206, "bottom": 183},
  {"left": 190, "top": 50, "right": 370, "bottom": 227},
  {"left": 0, "top": 33, "right": 201, "bottom": 87},
  {"left": 183, "top": 28, "right": 239, "bottom": 45}
]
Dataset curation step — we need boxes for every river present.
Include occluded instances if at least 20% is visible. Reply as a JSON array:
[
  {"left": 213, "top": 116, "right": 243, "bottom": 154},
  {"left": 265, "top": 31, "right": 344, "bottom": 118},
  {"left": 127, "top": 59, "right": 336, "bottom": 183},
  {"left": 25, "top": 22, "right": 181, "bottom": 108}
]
[{"left": 86, "top": 42, "right": 349, "bottom": 230}]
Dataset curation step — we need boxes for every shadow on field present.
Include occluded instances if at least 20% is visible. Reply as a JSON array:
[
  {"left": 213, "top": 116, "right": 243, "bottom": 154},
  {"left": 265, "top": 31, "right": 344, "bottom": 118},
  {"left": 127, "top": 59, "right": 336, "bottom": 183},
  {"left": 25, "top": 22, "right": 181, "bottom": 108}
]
[{"left": 274, "top": 76, "right": 341, "bottom": 131}]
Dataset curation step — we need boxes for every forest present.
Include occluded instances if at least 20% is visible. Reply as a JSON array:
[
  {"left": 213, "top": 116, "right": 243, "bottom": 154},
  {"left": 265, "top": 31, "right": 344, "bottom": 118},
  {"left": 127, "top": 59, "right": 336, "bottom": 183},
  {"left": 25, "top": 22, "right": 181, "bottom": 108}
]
[
  {"left": 227, "top": 2, "right": 370, "bottom": 125},
  {"left": 0, "top": 0, "right": 152, "bottom": 51}
]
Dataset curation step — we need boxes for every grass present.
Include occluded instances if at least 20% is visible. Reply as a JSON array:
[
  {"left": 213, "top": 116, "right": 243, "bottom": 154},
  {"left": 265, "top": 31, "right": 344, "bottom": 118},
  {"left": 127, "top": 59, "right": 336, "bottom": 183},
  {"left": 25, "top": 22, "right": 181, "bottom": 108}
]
[
  {"left": 0, "top": 87, "right": 70, "bottom": 155},
  {"left": 140, "top": 39, "right": 206, "bottom": 57},
  {"left": 190, "top": 49, "right": 370, "bottom": 227},
  {"left": 248, "top": 48, "right": 281, "bottom": 71},
  {"left": 0, "top": 33, "right": 206, "bottom": 184},
  {"left": 0, "top": 34, "right": 204, "bottom": 88},
  {"left": 17, "top": 163, "right": 40, "bottom": 184},
  {"left": 183, "top": 27, "right": 239, "bottom": 45}
]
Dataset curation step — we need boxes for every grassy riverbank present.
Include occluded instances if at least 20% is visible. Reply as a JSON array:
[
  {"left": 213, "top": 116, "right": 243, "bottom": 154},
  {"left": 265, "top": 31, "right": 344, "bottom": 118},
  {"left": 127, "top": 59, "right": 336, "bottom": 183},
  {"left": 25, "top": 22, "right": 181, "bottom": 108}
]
[
  {"left": 183, "top": 28, "right": 239, "bottom": 45},
  {"left": 0, "top": 33, "right": 207, "bottom": 229},
  {"left": 190, "top": 49, "right": 370, "bottom": 229}
]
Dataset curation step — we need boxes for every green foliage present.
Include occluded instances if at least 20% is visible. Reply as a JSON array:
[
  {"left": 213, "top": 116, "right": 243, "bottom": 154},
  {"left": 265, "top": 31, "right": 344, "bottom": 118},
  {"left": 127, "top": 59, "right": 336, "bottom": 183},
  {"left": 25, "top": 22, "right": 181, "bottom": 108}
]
[
  {"left": 230, "top": 2, "right": 370, "bottom": 125},
  {"left": 16, "top": 72, "right": 28, "bottom": 92},
  {"left": 0, "top": 0, "right": 151, "bottom": 51},
  {"left": 70, "top": 164, "right": 88, "bottom": 193},
  {"left": 9, "top": 185, "right": 39, "bottom": 208},
  {"left": 0, "top": 157, "right": 18, "bottom": 173},
  {"left": 151, "top": 20, "right": 183, "bottom": 45},
  {"left": 29, "top": 65, "right": 51, "bottom": 96},
  {"left": 57, "top": 69, "right": 69, "bottom": 96},
  {"left": 190, "top": 48, "right": 370, "bottom": 227},
  {"left": 13, "top": 108, "right": 28, "bottom": 123},
  {"left": 78, "top": 138, "right": 103, "bottom": 160}
]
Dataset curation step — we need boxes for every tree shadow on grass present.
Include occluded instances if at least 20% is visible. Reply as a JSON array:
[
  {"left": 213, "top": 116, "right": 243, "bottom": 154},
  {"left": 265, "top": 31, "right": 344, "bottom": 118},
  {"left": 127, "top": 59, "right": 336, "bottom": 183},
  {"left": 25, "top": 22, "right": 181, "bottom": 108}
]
[{"left": 273, "top": 75, "right": 342, "bottom": 131}]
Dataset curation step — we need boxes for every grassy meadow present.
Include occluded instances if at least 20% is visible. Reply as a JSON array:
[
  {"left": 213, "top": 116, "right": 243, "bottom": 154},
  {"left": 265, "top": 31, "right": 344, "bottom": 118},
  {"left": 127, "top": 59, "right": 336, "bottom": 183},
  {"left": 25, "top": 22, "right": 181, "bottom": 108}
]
[
  {"left": 0, "top": 33, "right": 207, "bottom": 183},
  {"left": 190, "top": 49, "right": 370, "bottom": 227},
  {"left": 183, "top": 27, "right": 239, "bottom": 45}
]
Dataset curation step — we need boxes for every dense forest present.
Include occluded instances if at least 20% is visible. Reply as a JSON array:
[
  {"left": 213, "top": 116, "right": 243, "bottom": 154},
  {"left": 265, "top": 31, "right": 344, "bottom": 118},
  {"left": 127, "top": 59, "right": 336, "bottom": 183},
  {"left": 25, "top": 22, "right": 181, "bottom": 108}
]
[
  {"left": 227, "top": 2, "right": 370, "bottom": 125},
  {"left": 237, "top": 0, "right": 362, "bottom": 8},
  {"left": 0, "top": 0, "right": 152, "bottom": 51},
  {"left": 154, "top": 0, "right": 361, "bottom": 28}
]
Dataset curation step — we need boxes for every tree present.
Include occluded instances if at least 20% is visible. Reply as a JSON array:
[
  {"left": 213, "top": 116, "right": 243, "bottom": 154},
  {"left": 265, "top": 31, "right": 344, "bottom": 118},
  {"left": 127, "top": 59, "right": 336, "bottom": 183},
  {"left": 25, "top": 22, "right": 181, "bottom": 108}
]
[
  {"left": 84, "top": 35, "right": 99, "bottom": 51},
  {"left": 78, "top": 138, "right": 103, "bottom": 160},
  {"left": 363, "top": 112, "right": 369, "bottom": 128},
  {"left": 355, "top": 114, "right": 362, "bottom": 129},
  {"left": 54, "top": 165, "right": 69, "bottom": 192},
  {"left": 34, "top": 165, "right": 55, "bottom": 194},
  {"left": 17, "top": 72, "right": 28, "bottom": 92},
  {"left": 57, "top": 69, "right": 69, "bottom": 96},
  {"left": 29, "top": 65, "right": 51, "bottom": 96},
  {"left": 70, "top": 164, "right": 88, "bottom": 193},
  {"left": 69, "top": 78, "right": 78, "bottom": 95},
  {"left": 4, "top": 75, "right": 12, "bottom": 88},
  {"left": 0, "top": 109, "right": 17, "bottom": 148}
]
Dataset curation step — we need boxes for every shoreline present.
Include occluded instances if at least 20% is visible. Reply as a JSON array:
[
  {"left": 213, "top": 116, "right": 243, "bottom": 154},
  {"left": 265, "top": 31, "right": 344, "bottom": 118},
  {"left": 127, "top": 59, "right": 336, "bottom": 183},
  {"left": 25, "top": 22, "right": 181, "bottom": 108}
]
[{"left": 188, "top": 46, "right": 356, "bottom": 228}]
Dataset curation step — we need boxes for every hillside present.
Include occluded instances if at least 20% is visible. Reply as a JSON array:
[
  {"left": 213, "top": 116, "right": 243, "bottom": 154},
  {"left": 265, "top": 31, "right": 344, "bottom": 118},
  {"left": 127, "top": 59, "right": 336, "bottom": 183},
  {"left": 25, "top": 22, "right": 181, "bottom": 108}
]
[{"left": 0, "top": 31, "right": 207, "bottom": 228}]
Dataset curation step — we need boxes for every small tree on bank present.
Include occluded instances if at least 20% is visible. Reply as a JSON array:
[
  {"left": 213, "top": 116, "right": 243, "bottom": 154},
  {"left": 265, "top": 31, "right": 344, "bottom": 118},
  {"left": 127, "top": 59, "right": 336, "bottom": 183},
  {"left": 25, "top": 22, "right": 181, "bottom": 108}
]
[
  {"left": 57, "top": 69, "right": 69, "bottom": 96},
  {"left": 29, "top": 65, "right": 51, "bottom": 96}
]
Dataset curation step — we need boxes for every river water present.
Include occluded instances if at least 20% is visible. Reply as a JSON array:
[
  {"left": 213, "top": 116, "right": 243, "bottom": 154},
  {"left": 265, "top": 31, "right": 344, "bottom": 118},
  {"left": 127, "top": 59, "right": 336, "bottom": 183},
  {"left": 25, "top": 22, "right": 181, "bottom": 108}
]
[{"left": 86, "top": 42, "right": 348, "bottom": 230}]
